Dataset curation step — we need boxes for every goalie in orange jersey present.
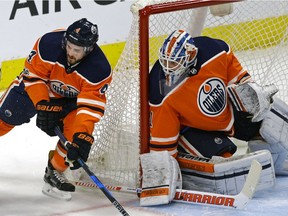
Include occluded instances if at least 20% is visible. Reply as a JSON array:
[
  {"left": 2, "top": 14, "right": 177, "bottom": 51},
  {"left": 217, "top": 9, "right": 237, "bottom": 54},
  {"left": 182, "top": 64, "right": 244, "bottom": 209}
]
[
  {"left": 140, "top": 29, "right": 288, "bottom": 206},
  {"left": 0, "top": 18, "right": 112, "bottom": 200},
  {"left": 149, "top": 29, "right": 261, "bottom": 158}
]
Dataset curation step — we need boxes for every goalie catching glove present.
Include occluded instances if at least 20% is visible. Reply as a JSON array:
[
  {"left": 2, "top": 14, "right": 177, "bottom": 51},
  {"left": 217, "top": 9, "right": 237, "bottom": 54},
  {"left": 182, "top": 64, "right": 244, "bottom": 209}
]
[
  {"left": 227, "top": 82, "right": 278, "bottom": 122},
  {"left": 36, "top": 100, "right": 62, "bottom": 136},
  {"left": 66, "top": 132, "right": 94, "bottom": 170}
]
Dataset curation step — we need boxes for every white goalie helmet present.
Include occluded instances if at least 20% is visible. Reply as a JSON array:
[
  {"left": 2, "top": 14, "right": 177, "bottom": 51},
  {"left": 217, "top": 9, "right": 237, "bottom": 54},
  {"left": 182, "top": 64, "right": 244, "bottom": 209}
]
[{"left": 159, "top": 30, "right": 198, "bottom": 86}]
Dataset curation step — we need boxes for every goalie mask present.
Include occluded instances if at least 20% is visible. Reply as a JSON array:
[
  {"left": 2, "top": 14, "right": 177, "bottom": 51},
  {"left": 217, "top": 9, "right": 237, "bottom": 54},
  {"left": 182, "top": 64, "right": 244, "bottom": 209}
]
[
  {"left": 159, "top": 30, "right": 198, "bottom": 87},
  {"left": 63, "top": 18, "right": 99, "bottom": 54}
]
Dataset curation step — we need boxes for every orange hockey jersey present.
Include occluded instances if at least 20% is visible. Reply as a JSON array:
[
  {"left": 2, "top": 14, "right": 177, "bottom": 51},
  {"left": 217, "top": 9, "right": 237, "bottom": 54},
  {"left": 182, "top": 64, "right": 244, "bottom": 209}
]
[
  {"left": 149, "top": 36, "right": 250, "bottom": 156},
  {"left": 22, "top": 30, "right": 112, "bottom": 135}
]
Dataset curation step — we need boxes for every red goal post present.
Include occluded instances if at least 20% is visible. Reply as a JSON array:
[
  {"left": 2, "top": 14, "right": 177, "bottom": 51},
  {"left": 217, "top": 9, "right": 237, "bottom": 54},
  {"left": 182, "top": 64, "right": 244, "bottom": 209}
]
[{"left": 71, "top": 0, "right": 288, "bottom": 191}]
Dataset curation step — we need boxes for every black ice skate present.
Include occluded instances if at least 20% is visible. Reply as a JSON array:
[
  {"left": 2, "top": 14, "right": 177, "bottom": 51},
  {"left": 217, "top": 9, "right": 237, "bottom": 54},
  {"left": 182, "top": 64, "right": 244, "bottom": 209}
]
[{"left": 42, "top": 151, "right": 75, "bottom": 201}]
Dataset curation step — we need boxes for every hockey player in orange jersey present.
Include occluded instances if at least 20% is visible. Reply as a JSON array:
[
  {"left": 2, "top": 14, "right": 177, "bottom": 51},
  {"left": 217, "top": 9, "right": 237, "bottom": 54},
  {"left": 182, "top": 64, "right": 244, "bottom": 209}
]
[
  {"left": 139, "top": 29, "right": 288, "bottom": 206},
  {"left": 0, "top": 18, "right": 112, "bottom": 200}
]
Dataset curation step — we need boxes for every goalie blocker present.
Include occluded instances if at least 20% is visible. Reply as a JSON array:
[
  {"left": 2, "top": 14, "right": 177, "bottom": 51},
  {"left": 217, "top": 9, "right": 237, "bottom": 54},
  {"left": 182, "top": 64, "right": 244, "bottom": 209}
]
[{"left": 140, "top": 151, "right": 182, "bottom": 206}]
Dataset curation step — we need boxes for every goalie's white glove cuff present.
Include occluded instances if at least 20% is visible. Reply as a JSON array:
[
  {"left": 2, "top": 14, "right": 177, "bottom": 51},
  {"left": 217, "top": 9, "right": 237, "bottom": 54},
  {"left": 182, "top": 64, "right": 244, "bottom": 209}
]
[
  {"left": 227, "top": 82, "right": 278, "bottom": 122},
  {"left": 251, "top": 83, "right": 278, "bottom": 122}
]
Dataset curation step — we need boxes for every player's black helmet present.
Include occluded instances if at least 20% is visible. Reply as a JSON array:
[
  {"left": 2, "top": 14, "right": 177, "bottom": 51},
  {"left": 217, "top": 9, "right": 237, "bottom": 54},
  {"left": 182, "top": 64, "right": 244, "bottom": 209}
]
[{"left": 64, "top": 18, "right": 99, "bottom": 53}]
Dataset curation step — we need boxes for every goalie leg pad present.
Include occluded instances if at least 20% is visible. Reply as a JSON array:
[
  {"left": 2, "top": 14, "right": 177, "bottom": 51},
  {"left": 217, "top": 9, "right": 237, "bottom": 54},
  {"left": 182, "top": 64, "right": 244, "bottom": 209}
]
[
  {"left": 250, "top": 97, "right": 288, "bottom": 175},
  {"left": 180, "top": 150, "right": 275, "bottom": 195},
  {"left": 140, "top": 151, "right": 182, "bottom": 206}
]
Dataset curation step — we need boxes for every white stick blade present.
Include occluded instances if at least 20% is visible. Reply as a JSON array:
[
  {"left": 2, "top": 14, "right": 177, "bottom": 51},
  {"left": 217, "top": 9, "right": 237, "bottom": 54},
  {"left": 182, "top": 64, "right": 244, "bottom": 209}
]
[{"left": 241, "top": 159, "right": 262, "bottom": 199}]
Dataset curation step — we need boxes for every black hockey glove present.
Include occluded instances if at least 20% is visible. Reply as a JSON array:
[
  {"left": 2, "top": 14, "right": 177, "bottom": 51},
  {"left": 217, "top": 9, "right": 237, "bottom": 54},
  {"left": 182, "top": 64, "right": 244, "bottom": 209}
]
[
  {"left": 66, "top": 132, "right": 94, "bottom": 170},
  {"left": 36, "top": 100, "right": 62, "bottom": 136}
]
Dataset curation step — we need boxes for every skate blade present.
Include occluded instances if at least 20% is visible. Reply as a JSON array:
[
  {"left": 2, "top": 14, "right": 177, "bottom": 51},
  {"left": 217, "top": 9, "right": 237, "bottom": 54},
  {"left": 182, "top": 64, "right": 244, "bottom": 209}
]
[{"left": 42, "top": 182, "right": 72, "bottom": 201}]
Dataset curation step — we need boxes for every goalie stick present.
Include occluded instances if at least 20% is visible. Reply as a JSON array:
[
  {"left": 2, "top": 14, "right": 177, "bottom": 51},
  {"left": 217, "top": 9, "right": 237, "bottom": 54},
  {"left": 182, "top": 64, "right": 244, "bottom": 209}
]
[
  {"left": 72, "top": 159, "right": 262, "bottom": 209},
  {"left": 54, "top": 126, "right": 131, "bottom": 216}
]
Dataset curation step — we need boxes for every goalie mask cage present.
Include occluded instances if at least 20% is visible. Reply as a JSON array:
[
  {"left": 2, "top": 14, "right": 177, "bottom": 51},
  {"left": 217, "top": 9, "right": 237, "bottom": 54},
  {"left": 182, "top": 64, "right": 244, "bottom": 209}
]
[{"left": 74, "top": 0, "right": 288, "bottom": 190}]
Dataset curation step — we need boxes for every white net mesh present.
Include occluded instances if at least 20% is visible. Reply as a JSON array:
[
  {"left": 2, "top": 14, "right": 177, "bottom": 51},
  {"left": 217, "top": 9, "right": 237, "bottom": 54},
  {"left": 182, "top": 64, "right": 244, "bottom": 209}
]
[{"left": 75, "top": 0, "right": 288, "bottom": 190}]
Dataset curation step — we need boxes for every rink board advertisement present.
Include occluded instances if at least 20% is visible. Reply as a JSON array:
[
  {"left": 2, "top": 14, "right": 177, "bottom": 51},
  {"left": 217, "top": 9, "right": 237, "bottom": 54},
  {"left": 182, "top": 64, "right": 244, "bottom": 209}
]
[
  {"left": 0, "top": 0, "right": 135, "bottom": 89},
  {"left": 0, "top": 1, "right": 282, "bottom": 90},
  {"left": 0, "top": 0, "right": 134, "bottom": 62}
]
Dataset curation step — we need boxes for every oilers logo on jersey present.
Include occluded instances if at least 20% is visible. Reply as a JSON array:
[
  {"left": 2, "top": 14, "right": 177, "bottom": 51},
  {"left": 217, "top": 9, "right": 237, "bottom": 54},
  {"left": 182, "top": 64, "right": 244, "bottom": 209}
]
[
  {"left": 198, "top": 78, "right": 226, "bottom": 116},
  {"left": 50, "top": 81, "right": 79, "bottom": 98}
]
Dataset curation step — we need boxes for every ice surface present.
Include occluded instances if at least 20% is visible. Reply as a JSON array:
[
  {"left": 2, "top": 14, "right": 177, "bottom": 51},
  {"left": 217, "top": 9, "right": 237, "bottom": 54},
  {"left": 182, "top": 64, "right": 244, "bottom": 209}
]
[{"left": 1, "top": 117, "right": 288, "bottom": 216}]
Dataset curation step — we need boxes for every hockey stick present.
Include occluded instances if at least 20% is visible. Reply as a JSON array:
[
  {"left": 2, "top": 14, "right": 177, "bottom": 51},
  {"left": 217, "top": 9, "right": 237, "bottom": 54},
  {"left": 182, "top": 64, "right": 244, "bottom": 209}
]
[
  {"left": 54, "top": 126, "right": 130, "bottom": 216},
  {"left": 72, "top": 159, "right": 262, "bottom": 209}
]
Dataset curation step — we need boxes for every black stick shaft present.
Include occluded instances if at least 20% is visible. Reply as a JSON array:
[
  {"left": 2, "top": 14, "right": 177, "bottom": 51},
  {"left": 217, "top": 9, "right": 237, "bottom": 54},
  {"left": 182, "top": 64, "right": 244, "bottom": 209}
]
[{"left": 54, "top": 126, "right": 130, "bottom": 216}]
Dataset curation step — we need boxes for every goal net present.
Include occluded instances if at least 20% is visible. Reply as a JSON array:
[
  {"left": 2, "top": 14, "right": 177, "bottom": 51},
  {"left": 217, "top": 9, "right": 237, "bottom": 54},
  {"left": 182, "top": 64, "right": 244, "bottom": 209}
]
[{"left": 73, "top": 0, "right": 288, "bottom": 191}]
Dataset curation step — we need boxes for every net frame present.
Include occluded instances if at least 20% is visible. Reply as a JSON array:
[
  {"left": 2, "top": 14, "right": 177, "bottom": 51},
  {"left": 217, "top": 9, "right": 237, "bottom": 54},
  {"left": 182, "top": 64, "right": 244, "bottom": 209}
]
[{"left": 136, "top": 0, "right": 242, "bottom": 154}]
